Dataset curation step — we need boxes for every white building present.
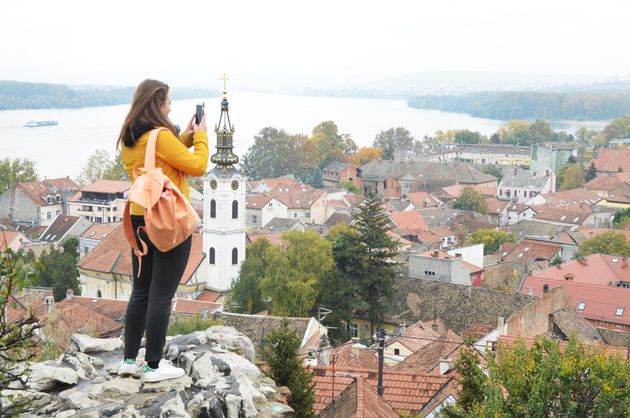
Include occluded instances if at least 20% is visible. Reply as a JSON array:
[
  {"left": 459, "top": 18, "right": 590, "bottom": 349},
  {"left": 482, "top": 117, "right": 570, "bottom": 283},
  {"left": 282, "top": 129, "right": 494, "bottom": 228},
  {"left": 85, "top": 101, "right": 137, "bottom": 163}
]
[
  {"left": 498, "top": 167, "right": 555, "bottom": 203},
  {"left": 202, "top": 94, "right": 247, "bottom": 291}
]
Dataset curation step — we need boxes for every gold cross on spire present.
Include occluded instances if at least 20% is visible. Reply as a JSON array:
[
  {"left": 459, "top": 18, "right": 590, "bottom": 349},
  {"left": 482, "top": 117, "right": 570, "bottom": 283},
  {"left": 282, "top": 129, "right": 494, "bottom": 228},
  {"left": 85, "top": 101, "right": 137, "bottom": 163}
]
[{"left": 221, "top": 73, "right": 229, "bottom": 96}]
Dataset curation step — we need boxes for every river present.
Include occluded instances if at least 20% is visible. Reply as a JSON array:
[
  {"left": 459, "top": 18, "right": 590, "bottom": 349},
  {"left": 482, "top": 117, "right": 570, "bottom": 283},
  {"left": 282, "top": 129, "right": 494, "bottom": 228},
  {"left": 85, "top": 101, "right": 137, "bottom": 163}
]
[{"left": 0, "top": 92, "right": 611, "bottom": 179}]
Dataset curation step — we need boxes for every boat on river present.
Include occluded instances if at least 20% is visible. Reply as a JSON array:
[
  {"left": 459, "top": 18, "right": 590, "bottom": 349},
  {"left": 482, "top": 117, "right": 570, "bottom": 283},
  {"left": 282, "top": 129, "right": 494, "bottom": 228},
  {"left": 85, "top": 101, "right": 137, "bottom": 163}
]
[{"left": 24, "top": 120, "right": 58, "bottom": 128}]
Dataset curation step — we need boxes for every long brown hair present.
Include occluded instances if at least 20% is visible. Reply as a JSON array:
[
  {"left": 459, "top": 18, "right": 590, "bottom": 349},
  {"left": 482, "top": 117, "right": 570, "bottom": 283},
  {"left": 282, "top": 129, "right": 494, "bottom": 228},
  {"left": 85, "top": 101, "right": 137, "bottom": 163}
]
[{"left": 117, "top": 79, "right": 178, "bottom": 148}]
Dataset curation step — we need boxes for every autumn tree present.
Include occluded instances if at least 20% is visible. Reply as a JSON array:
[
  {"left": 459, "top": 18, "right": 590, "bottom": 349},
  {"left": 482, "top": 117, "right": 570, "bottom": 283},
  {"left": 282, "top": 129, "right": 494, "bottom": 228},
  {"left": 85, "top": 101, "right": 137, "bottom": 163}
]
[
  {"left": 0, "top": 157, "right": 38, "bottom": 194},
  {"left": 466, "top": 229, "right": 515, "bottom": 255},
  {"left": 373, "top": 127, "right": 414, "bottom": 159},
  {"left": 481, "top": 165, "right": 503, "bottom": 181},
  {"left": 260, "top": 230, "right": 333, "bottom": 317},
  {"left": 347, "top": 146, "right": 382, "bottom": 166},
  {"left": 262, "top": 320, "right": 315, "bottom": 418},
  {"left": 452, "top": 187, "right": 488, "bottom": 214},
  {"left": 241, "top": 127, "right": 301, "bottom": 179},
  {"left": 558, "top": 163, "right": 584, "bottom": 190},
  {"left": 229, "top": 238, "right": 279, "bottom": 314},
  {"left": 454, "top": 130, "right": 484, "bottom": 144},
  {"left": 310, "top": 121, "right": 356, "bottom": 169},
  {"left": 469, "top": 337, "right": 630, "bottom": 417},
  {"left": 579, "top": 231, "right": 630, "bottom": 257},
  {"left": 612, "top": 207, "right": 630, "bottom": 229},
  {"left": 352, "top": 193, "right": 399, "bottom": 336}
]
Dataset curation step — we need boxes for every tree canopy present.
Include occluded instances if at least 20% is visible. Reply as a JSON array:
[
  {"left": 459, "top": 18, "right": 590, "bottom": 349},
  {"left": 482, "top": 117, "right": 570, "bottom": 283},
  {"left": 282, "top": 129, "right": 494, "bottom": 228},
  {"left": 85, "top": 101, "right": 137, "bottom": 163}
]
[
  {"left": 0, "top": 157, "right": 38, "bottom": 194},
  {"left": 373, "top": 127, "right": 414, "bottom": 159},
  {"left": 452, "top": 187, "right": 488, "bottom": 214},
  {"left": 77, "top": 149, "right": 127, "bottom": 186},
  {"left": 558, "top": 163, "right": 585, "bottom": 190},
  {"left": 579, "top": 231, "right": 630, "bottom": 257},
  {"left": 37, "top": 237, "right": 81, "bottom": 301},
  {"left": 466, "top": 229, "right": 515, "bottom": 255},
  {"left": 346, "top": 146, "right": 382, "bottom": 166}
]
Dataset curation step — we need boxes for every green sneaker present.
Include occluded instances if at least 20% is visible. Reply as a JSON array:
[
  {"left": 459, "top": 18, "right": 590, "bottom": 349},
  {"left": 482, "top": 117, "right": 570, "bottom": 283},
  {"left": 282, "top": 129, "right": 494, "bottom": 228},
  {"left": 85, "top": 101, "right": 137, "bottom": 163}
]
[{"left": 118, "top": 359, "right": 140, "bottom": 376}]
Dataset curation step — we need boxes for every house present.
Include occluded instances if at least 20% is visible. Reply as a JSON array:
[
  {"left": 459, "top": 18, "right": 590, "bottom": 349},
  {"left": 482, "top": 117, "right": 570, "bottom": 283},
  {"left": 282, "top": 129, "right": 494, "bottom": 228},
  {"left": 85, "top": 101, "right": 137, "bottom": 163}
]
[
  {"left": 505, "top": 204, "right": 538, "bottom": 225},
  {"left": 498, "top": 167, "right": 555, "bottom": 203},
  {"left": 317, "top": 377, "right": 399, "bottom": 418},
  {"left": 383, "top": 320, "right": 440, "bottom": 365},
  {"left": 404, "top": 192, "right": 441, "bottom": 209},
  {"left": 531, "top": 142, "right": 577, "bottom": 174},
  {"left": 324, "top": 339, "right": 382, "bottom": 370},
  {"left": 519, "top": 254, "right": 630, "bottom": 332},
  {"left": 393, "top": 329, "right": 466, "bottom": 374},
  {"left": 409, "top": 250, "right": 484, "bottom": 286},
  {"left": 324, "top": 212, "right": 353, "bottom": 229},
  {"left": 77, "top": 224, "right": 208, "bottom": 300},
  {"left": 415, "top": 227, "right": 458, "bottom": 250},
  {"left": 584, "top": 172, "right": 630, "bottom": 197},
  {"left": 597, "top": 182, "right": 630, "bottom": 209},
  {"left": 79, "top": 222, "right": 120, "bottom": 258},
  {"left": 310, "top": 365, "right": 451, "bottom": 416},
  {"left": 496, "top": 238, "right": 563, "bottom": 269},
  {"left": 0, "top": 177, "right": 80, "bottom": 227},
  {"left": 322, "top": 161, "right": 362, "bottom": 190},
  {"left": 0, "top": 230, "right": 30, "bottom": 252},
  {"left": 588, "top": 148, "right": 630, "bottom": 175},
  {"left": 67, "top": 179, "right": 130, "bottom": 223},
  {"left": 246, "top": 176, "right": 301, "bottom": 193},
  {"left": 440, "top": 184, "right": 497, "bottom": 203},
  {"left": 39, "top": 215, "right": 92, "bottom": 244},
  {"left": 270, "top": 185, "right": 328, "bottom": 224},
  {"left": 447, "top": 143, "right": 531, "bottom": 166},
  {"left": 361, "top": 160, "right": 497, "bottom": 198},
  {"left": 389, "top": 211, "right": 426, "bottom": 231},
  {"left": 263, "top": 217, "right": 309, "bottom": 232},
  {"left": 525, "top": 188, "right": 601, "bottom": 207},
  {"left": 246, "top": 193, "right": 287, "bottom": 228},
  {"left": 486, "top": 197, "right": 511, "bottom": 226}
]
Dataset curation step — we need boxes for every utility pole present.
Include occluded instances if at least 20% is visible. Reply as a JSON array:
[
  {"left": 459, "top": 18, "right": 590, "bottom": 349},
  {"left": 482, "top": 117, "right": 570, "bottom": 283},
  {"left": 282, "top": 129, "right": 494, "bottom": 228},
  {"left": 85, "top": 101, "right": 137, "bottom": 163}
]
[{"left": 377, "top": 328, "right": 385, "bottom": 397}]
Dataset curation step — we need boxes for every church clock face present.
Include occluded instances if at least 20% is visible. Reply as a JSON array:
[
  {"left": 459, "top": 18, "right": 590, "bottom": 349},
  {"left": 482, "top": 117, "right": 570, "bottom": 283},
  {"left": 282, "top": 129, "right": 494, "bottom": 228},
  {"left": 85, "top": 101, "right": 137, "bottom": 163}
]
[
  {"left": 210, "top": 179, "right": 217, "bottom": 190},
  {"left": 231, "top": 180, "right": 239, "bottom": 191}
]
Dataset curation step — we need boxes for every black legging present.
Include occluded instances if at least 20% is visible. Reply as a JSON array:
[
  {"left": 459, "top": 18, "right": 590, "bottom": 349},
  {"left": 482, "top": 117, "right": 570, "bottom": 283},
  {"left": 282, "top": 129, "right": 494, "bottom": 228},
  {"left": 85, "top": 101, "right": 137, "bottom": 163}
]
[{"left": 124, "top": 215, "right": 191, "bottom": 363}]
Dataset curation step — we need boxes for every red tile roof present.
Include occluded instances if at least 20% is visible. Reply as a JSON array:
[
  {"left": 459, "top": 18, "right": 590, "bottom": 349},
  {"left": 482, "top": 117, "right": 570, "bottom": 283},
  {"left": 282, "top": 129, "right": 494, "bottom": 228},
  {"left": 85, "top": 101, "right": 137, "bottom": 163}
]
[
  {"left": 80, "top": 222, "right": 120, "bottom": 239},
  {"left": 171, "top": 299, "right": 222, "bottom": 315},
  {"left": 387, "top": 320, "right": 440, "bottom": 353},
  {"left": 584, "top": 173, "right": 630, "bottom": 192},
  {"left": 81, "top": 179, "right": 131, "bottom": 194},
  {"left": 0, "top": 230, "right": 29, "bottom": 251},
  {"left": 442, "top": 184, "right": 496, "bottom": 198},
  {"left": 497, "top": 335, "right": 628, "bottom": 360},
  {"left": 520, "top": 254, "right": 630, "bottom": 327},
  {"left": 533, "top": 206, "right": 591, "bottom": 225},
  {"left": 331, "top": 341, "right": 382, "bottom": 370},
  {"left": 247, "top": 232, "right": 285, "bottom": 246},
  {"left": 310, "top": 365, "right": 451, "bottom": 415},
  {"left": 486, "top": 197, "right": 510, "bottom": 215},
  {"left": 405, "top": 192, "right": 440, "bottom": 208},
  {"left": 393, "top": 330, "right": 464, "bottom": 374},
  {"left": 16, "top": 177, "right": 79, "bottom": 206},
  {"left": 318, "top": 377, "right": 399, "bottom": 418},
  {"left": 538, "top": 189, "right": 601, "bottom": 206},
  {"left": 390, "top": 211, "right": 426, "bottom": 230},
  {"left": 498, "top": 239, "right": 562, "bottom": 264},
  {"left": 57, "top": 296, "right": 128, "bottom": 322},
  {"left": 589, "top": 149, "right": 630, "bottom": 173},
  {"left": 196, "top": 290, "right": 222, "bottom": 303},
  {"left": 605, "top": 182, "right": 630, "bottom": 204},
  {"left": 578, "top": 227, "right": 630, "bottom": 241},
  {"left": 270, "top": 185, "right": 327, "bottom": 209},
  {"left": 78, "top": 225, "right": 205, "bottom": 285},
  {"left": 246, "top": 193, "right": 276, "bottom": 209}
]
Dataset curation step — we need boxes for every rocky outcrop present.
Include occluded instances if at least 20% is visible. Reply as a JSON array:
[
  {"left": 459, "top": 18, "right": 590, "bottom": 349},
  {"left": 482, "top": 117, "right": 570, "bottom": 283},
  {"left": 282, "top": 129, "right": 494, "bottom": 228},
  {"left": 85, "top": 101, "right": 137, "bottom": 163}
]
[{"left": 4, "top": 326, "right": 294, "bottom": 417}]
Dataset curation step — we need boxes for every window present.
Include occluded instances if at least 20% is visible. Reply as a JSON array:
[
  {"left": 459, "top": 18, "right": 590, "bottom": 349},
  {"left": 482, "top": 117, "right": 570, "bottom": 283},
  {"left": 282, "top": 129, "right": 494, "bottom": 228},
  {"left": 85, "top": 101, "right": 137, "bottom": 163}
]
[
  {"left": 209, "top": 248, "right": 215, "bottom": 265},
  {"left": 97, "top": 290, "right": 102, "bottom": 298},
  {"left": 306, "top": 211, "right": 311, "bottom": 218},
  {"left": 293, "top": 213, "right": 297, "bottom": 218},
  {"left": 268, "top": 202, "right": 273, "bottom": 208},
  {"left": 232, "top": 248, "right": 238, "bottom": 265},
  {"left": 232, "top": 200, "right": 238, "bottom": 219},
  {"left": 348, "top": 322, "right": 358, "bottom": 338},
  {"left": 85, "top": 246, "right": 90, "bottom": 254},
  {"left": 424, "top": 270, "right": 436, "bottom": 276},
  {"left": 252, "top": 215, "right": 258, "bottom": 224},
  {"left": 210, "top": 199, "right": 216, "bottom": 218},
  {"left": 499, "top": 189, "right": 502, "bottom": 196},
  {"left": 577, "top": 302, "right": 586, "bottom": 311},
  {"left": 506, "top": 190, "right": 511, "bottom": 198},
  {"left": 616, "top": 307, "right": 624, "bottom": 317},
  {"left": 394, "top": 348, "right": 400, "bottom": 356},
  {"left": 47, "top": 212, "right": 52, "bottom": 220}
]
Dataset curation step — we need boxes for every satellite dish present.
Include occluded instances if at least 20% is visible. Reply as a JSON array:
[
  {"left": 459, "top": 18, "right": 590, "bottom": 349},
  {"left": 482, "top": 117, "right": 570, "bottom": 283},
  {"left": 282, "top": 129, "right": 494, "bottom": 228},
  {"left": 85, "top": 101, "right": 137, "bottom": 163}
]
[{"left": 571, "top": 149, "right": 579, "bottom": 157}]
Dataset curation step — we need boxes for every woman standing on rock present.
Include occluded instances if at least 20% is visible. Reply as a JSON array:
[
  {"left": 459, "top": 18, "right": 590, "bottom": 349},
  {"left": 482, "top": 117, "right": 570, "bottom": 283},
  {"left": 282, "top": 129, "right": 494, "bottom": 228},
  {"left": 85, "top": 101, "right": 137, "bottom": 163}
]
[{"left": 116, "top": 79, "right": 208, "bottom": 382}]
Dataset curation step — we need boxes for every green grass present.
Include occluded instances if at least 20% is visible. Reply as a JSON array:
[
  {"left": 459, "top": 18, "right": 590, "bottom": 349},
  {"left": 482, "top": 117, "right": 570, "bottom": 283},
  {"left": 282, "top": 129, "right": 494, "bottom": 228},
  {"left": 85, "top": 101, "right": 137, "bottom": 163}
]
[{"left": 166, "top": 315, "right": 222, "bottom": 336}]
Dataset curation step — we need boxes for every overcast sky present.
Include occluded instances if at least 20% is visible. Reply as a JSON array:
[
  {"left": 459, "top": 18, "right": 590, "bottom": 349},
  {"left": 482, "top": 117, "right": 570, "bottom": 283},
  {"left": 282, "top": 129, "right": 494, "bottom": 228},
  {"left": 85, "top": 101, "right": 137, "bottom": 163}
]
[{"left": 2, "top": 0, "right": 630, "bottom": 87}]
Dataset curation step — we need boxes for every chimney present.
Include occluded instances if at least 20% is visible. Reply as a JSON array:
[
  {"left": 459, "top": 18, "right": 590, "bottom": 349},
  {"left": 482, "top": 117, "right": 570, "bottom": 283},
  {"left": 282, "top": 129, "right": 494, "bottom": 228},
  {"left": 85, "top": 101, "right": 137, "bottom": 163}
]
[
  {"left": 433, "top": 250, "right": 439, "bottom": 257},
  {"left": 318, "top": 334, "right": 330, "bottom": 367},
  {"left": 439, "top": 358, "right": 452, "bottom": 375},
  {"left": 498, "top": 316, "right": 505, "bottom": 336},
  {"left": 532, "top": 171, "right": 537, "bottom": 177},
  {"left": 454, "top": 253, "right": 462, "bottom": 258},
  {"left": 44, "top": 296, "right": 54, "bottom": 314},
  {"left": 65, "top": 289, "right": 74, "bottom": 300},
  {"left": 577, "top": 257, "right": 588, "bottom": 266},
  {"left": 543, "top": 284, "right": 549, "bottom": 293},
  {"left": 622, "top": 257, "right": 627, "bottom": 268}
]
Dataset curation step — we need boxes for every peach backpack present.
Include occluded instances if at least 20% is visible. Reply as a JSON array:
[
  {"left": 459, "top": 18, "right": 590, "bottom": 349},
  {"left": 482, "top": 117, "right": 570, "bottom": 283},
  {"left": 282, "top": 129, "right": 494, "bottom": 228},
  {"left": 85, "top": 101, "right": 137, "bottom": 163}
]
[{"left": 123, "top": 128, "right": 200, "bottom": 277}]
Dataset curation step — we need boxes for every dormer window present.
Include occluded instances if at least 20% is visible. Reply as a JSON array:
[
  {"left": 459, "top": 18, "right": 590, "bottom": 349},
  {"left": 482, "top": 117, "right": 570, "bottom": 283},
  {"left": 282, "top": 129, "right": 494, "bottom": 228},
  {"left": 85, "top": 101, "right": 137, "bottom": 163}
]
[
  {"left": 616, "top": 307, "right": 624, "bottom": 317},
  {"left": 577, "top": 302, "right": 586, "bottom": 311}
]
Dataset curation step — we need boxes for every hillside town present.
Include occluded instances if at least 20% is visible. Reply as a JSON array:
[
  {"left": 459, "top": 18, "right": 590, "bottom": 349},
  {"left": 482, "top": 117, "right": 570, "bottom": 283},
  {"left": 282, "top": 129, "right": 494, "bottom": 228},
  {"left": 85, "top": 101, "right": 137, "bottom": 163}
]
[{"left": 2, "top": 94, "right": 630, "bottom": 417}]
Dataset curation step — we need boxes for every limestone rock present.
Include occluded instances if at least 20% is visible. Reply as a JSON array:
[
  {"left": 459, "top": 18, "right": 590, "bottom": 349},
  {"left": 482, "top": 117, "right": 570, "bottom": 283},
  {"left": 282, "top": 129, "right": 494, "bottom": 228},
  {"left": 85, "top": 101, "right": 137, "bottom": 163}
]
[
  {"left": 1, "top": 389, "right": 52, "bottom": 414},
  {"left": 58, "top": 387, "right": 100, "bottom": 410},
  {"left": 71, "top": 334, "right": 123, "bottom": 353},
  {"left": 159, "top": 394, "right": 190, "bottom": 418},
  {"left": 205, "top": 326, "right": 256, "bottom": 362},
  {"left": 27, "top": 362, "right": 79, "bottom": 391},
  {"left": 54, "top": 409, "right": 77, "bottom": 418},
  {"left": 142, "top": 374, "right": 193, "bottom": 393},
  {"left": 111, "top": 405, "right": 146, "bottom": 418},
  {"left": 91, "top": 377, "right": 142, "bottom": 397}
]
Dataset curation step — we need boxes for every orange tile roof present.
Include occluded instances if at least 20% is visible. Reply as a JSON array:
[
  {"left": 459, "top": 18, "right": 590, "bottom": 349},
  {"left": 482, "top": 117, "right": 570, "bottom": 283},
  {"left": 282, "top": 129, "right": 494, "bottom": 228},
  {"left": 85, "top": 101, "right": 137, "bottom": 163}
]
[
  {"left": 269, "top": 185, "right": 326, "bottom": 209},
  {"left": 584, "top": 173, "right": 630, "bottom": 192},
  {"left": 311, "top": 365, "right": 451, "bottom": 415},
  {"left": 57, "top": 296, "right": 128, "bottom": 322},
  {"left": 390, "top": 211, "right": 426, "bottom": 230},
  {"left": 261, "top": 177, "right": 302, "bottom": 190},
  {"left": 387, "top": 320, "right": 440, "bottom": 353},
  {"left": 328, "top": 199, "right": 350, "bottom": 208},
  {"left": 442, "top": 184, "right": 496, "bottom": 198},
  {"left": 539, "top": 189, "right": 601, "bottom": 206},
  {"left": 533, "top": 206, "right": 590, "bottom": 225},
  {"left": 405, "top": 192, "right": 440, "bottom": 208},
  {"left": 498, "top": 239, "right": 562, "bottom": 264},
  {"left": 247, "top": 232, "right": 285, "bottom": 246},
  {"left": 590, "top": 149, "right": 630, "bottom": 173},
  {"left": 486, "top": 197, "right": 510, "bottom": 215},
  {"left": 605, "top": 182, "right": 630, "bottom": 204},
  {"left": 81, "top": 179, "right": 131, "bottom": 194},
  {"left": 0, "top": 230, "right": 29, "bottom": 250},
  {"left": 318, "top": 377, "right": 399, "bottom": 418},
  {"left": 80, "top": 222, "right": 120, "bottom": 239},
  {"left": 171, "top": 299, "right": 222, "bottom": 315},
  {"left": 246, "top": 193, "right": 276, "bottom": 209},
  {"left": 331, "top": 341, "right": 382, "bottom": 371},
  {"left": 393, "top": 330, "right": 464, "bottom": 374},
  {"left": 578, "top": 227, "right": 630, "bottom": 241},
  {"left": 78, "top": 225, "right": 205, "bottom": 285},
  {"left": 196, "top": 290, "right": 222, "bottom": 303},
  {"left": 16, "top": 177, "right": 79, "bottom": 206}
]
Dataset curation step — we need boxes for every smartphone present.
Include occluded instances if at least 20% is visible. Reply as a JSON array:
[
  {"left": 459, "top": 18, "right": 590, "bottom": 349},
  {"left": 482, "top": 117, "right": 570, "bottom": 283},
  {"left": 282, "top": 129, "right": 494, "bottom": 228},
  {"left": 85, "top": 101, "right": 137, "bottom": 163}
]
[{"left": 195, "top": 102, "right": 205, "bottom": 125}]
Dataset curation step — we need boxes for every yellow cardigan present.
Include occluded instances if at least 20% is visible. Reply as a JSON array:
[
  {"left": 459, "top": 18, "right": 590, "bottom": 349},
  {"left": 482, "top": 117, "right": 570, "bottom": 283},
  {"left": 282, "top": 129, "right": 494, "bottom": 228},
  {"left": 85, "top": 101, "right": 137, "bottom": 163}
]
[{"left": 121, "top": 128, "right": 209, "bottom": 215}]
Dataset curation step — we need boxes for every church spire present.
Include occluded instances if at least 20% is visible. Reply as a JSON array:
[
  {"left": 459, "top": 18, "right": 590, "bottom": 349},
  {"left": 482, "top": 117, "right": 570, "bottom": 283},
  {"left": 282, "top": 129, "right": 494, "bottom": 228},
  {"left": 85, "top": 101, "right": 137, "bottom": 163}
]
[{"left": 210, "top": 73, "right": 239, "bottom": 170}]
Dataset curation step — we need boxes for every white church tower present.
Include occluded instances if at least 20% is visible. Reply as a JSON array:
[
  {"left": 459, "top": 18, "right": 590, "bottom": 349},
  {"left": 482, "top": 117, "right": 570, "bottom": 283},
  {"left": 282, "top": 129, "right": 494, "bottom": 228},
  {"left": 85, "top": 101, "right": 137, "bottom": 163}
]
[{"left": 202, "top": 79, "right": 246, "bottom": 291}]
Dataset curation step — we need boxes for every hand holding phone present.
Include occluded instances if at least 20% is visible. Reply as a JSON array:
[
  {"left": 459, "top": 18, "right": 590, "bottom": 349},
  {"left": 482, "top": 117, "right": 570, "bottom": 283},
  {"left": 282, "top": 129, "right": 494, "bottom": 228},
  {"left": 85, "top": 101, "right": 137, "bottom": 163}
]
[{"left": 195, "top": 102, "right": 205, "bottom": 125}]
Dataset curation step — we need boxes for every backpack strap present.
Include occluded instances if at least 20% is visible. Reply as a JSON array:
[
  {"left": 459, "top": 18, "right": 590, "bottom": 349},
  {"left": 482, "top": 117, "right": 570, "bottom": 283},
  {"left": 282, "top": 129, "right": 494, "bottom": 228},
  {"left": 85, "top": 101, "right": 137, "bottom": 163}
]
[
  {"left": 144, "top": 127, "right": 167, "bottom": 171},
  {"left": 122, "top": 201, "right": 149, "bottom": 278}
]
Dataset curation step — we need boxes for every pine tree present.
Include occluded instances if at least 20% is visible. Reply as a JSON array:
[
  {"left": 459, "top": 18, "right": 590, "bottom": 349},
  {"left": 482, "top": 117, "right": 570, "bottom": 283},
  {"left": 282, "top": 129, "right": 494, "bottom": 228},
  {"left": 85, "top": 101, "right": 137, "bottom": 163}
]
[
  {"left": 262, "top": 320, "right": 315, "bottom": 418},
  {"left": 352, "top": 193, "right": 399, "bottom": 336},
  {"left": 584, "top": 161, "right": 597, "bottom": 183}
]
